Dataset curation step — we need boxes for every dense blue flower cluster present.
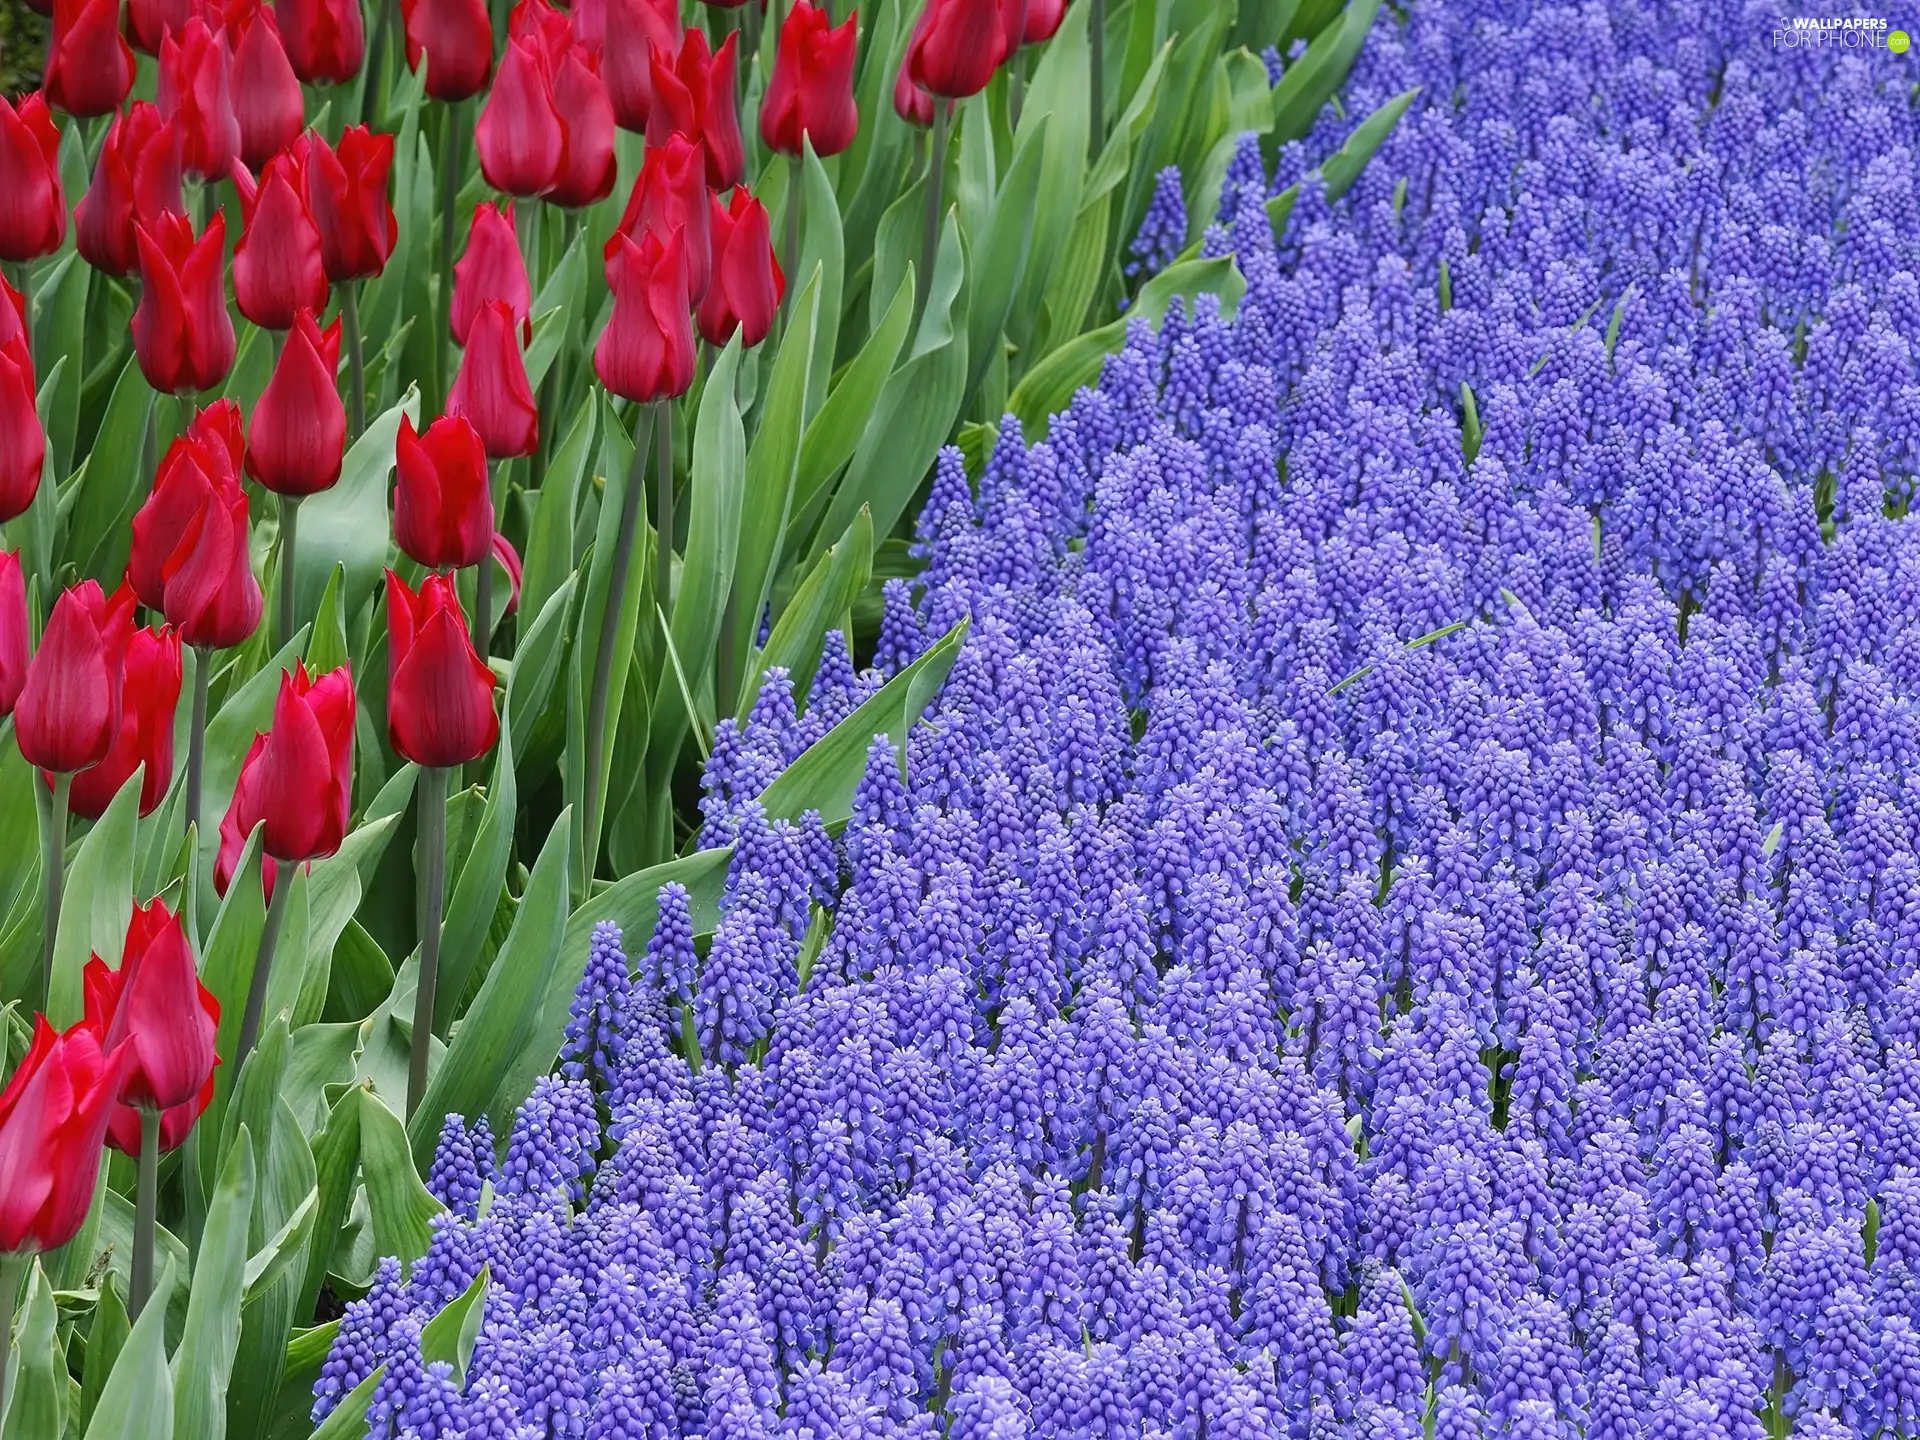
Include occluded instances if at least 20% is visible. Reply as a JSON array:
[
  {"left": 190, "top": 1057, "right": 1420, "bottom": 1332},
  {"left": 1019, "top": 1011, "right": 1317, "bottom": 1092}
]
[{"left": 319, "top": 3, "right": 1920, "bottom": 1435}]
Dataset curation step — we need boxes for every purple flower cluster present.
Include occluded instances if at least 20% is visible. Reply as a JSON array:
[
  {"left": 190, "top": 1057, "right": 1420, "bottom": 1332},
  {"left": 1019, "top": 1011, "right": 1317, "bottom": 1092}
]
[{"left": 318, "top": 3, "right": 1920, "bottom": 1436}]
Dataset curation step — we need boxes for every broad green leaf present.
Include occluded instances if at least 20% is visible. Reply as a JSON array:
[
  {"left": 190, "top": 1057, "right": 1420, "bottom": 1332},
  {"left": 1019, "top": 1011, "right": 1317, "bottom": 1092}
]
[
  {"left": 1116, "top": 12, "right": 1225, "bottom": 260},
  {"left": 292, "top": 390, "right": 419, "bottom": 627},
  {"left": 304, "top": 564, "right": 352, "bottom": 675},
  {"left": 77, "top": 1274, "right": 128, "bottom": 1434},
  {"left": 435, "top": 712, "right": 517, "bottom": 1032},
  {"left": 358, "top": 1087, "right": 444, "bottom": 1265},
  {"left": 738, "top": 507, "right": 873, "bottom": 719},
  {"left": 66, "top": 356, "right": 160, "bottom": 586},
  {"left": 521, "top": 393, "right": 595, "bottom": 633},
  {"left": 48, "top": 765, "right": 141, "bottom": 1027},
  {"left": 794, "top": 143, "right": 845, "bottom": 420},
  {"left": 506, "top": 573, "right": 576, "bottom": 769},
  {"left": 296, "top": 1085, "right": 362, "bottom": 1319},
  {"left": 1005, "top": 0, "right": 1091, "bottom": 357},
  {"left": 966, "top": 117, "right": 1048, "bottom": 404},
  {"left": 524, "top": 234, "right": 586, "bottom": 389},
  {"left": 1184, "top": 49, "right": 1283, "bottom": 244},
  {"left": 790, "top": 267, "right": 911, "bottom": 540},
  {"left": 1, "top": 1263, "right": 65, "bottom": 1440},
  {"left": 1319, "top": 85, "right": 1420, "bottom": 200},
  {"left": 419, "top": 1268, "right": 488, "bottom": 1378},
  {"left": 307, "top": 1368, "right": 380, "bottom": 1440},
  {"left": 243, "top": 1185, "right": 318, "bottom": 1301},
  {"left": 173, "top": 1126, "right": 256, "bottom": 1440},
  {"left": 83, "top": 1259, "right": 176, "bottom": 1440},
  {"left": 35, "top": 253, "right": 87, "bottom": 481},
  {"left": 667, "top": 336, "right": 747, "bottom": 709},
  {"left": 1270, "top": 0, "right": 1381, "bottom": 141}
]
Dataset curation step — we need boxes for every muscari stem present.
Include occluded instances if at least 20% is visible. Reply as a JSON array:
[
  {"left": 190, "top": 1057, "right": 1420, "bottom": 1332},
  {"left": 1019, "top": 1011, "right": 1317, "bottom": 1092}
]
[
  {"left": 0, "top": 1252, "right": 26, "bottom": 1424},
  {"left": 918, "top": 101, "right": 950, "bottom": 326},
  {"left": 581, "top": 406, "right": 656, "bottom": 877},
  {"left": 185, "top": 645, "right": 211, "bottom": 837},
  {"left": 277, "top": 493, "right": 301, "bottom": 650},
  {"left": 406, "top": 765, "right": 450, "bottom": 1119},
  {"left": 39, "top": 773, "right": 68, "bottom": 1016},
  {"left": 235, "top": 862, "right": 295, "bottom": 1075},
  {"left": 129, "top": 1107, "right": 160, "bottom": 1319},
  {"left": 342, "top": 280, "right": 367, "bottom": 441}
]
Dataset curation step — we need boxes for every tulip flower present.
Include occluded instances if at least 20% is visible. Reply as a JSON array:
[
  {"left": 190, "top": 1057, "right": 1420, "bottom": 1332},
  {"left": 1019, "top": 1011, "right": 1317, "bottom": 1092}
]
[
  {"left": 892, "top": 50, "right": 934, "bottom": 126},
  {"left": 394, "top": 413, "right": 493, "bottom": 570},
  {"left": 608, "top": 132, "right": 711, "bottom": 302},
  {"left": 233, "top": 151, "right": 330, "bottom": 331},
  {"left": 548, "top": 47, "right": 618, "bottom": 209},
  {"left": 276, "top": 0, "right": 365, "bottom": 85},
  {"left": 698, "top": 188, "right": 784, "bottom": 349},
  {"left": 386, "top": 570, "right": 499, "bottom": 768},
  {"left": 0, "top": 93, "right": 66, "bottom": 263},
  {"left": 75, "top": 103, "right": 185, "bottom": 277},
  {"left": 596, "top": 228, "right": 695, "bottom": 403},
  {"left": 306, "top": 126, "right": 398, "bottom": 282},
  {"left": 904, "top": 0, "right": 1005, "bottom": 99},
  {"left": 227, "top": 1, "right": 306, "bottom": 171},
  {"left": 128, "top": 400, "right": 247, "bottom": 611},
  {"left": 451, "top": 201, "right": 532, "bottom": 345},
  {"left": 599, "top": 0, "right": 680, "bottom": 131},
  {"left": 476, "top": 35, "right": 565, "bottom": 197},
  {"left": 508, "top": 0, "right": 571, "bottom": 56},
  {"left": 648, "top": 30, "right": 743, "bottom": 190},
  {"left": 132, "top": 210, "right": 237, "bottom": 396},
  {"left": 130, "top": 402, "right": 262, "bottom": 651},
  {"left": 760, "top": 3, "right": 860, "bottom": 158},
  {"left": 1021, "top": 0, "right": 1064, "bottom": 43},
  {"left": 0, "top": 276, "right": 24, "bottom": 351},
  {"left": 84, "top": 900, "right": 219, "bottom": 1139},
  {"left": 158, "top": 16, "right": 241, "bottom": 182},
  {"left": 402, "top": 0, "right": 493, "bottom": 100},
  {"left": 448, "top": 301, "right": 541, "bottom": 459},
  {"left": 493, "top": 531, "right": 523, "bottom": 617},
  {"left": 64, "top": 625, "right": 182, "bottom": 821},
  {"left": 126, "top": 0, "right": 192, "bottom": 56},
  {"left": 43, "top": 0, "right": 136, "bottom": 117},
  {"left": 0, "top": 338, "right": 43, "bottom": 524},
  {"left": 0, "top": 1018, "right": 128, "bottom": 1256},
  {"left": 247, "top": 308, "right": 347, "bottom": 500},
  {"left": 0, "top": 552, "right": 25, "bottom": 719}
]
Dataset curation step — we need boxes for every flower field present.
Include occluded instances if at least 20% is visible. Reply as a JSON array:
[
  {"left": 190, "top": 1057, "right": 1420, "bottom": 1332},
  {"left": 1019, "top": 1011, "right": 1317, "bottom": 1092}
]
[{"left": 4, "top": 0, "right": 1918, "bottom": 1435}]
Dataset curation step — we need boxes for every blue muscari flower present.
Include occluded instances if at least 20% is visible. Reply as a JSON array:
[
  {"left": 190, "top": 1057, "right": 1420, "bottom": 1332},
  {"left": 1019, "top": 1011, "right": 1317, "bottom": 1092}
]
[
  {"left": 499, "top": 1076, "right": 600, "bottom": 1202},
  {"left": 426, "top": 1114, "right": 486, "bottom": 1220},
  {"left": 1127, "top": 168, "right": 1188, "bottom": 280},
  {"left": 314, "top": 1256, "right": 408, "bottom": 1425},
  {"left": 562, "top": 921, "right": 633, "bottom": 1093}
]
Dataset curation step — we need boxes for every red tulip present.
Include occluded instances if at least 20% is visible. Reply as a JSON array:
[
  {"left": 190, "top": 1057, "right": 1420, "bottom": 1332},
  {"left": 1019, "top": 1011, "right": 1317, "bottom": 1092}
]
[
  {"left": 275, "top": 0, "right": 365, "bottom": 85},
  {"left": 648, "top": 30, "right": 743, "bottom": 189},
  {"left": 1021, "top": 0, "right": 1063, "bottom": 43},
  {"left": 546, "top": 47, "right": 618, "bottom": 209},
  {"left": 595, "top": 228, "right": 694, "bottom": 403},
  {"left": 43, "top": 0, "right": 136, "bottom": 118},
  {"left": 448, "top": 300, "right": 540, "bottom": 459},
  {"left": 227, "top": 1, "right": 306, "bottom": 171},
  {"left": 599, "top": 0, "right": 680, "bottom": 131},
  {"left": 401, "top": 0, "right": 493, "bottom": 100},
  {"left": 65, "top": 625, "right": 182, "bottom": 819},
  {"left": 450, "top": 201, "right": 531, "bottom": 345},
  {"left": 246, "top": 309, "right": 347, "bottom": 495},
  {"left": 0, "top": 1017, "right": 128, "bottom": 1255},
  {"left": 15, "top": 581, "right": 135, "bottom": 776},
  {"left": 233, "top": 150, "right": 329, "bottom": 330},
  {"left": 0, "top": 275, "right": 24, "bottom": 351},
  {"left": 697, "top": 188, "right": 783, "bottom": 349},
  {"left": 761, "top": 3, "right": 859, "bottom": 157},
  {"left": 158, "top": 16, "right": 240, "bottom": 181},
  {"left": 129, "top": 401, "right": 262, "bottom": 650},
  {"left": 306, "top": 126, "right": 397, "bottom": 282},
  {"left": 0, "top": 94, "right": 67, "bottom": 263},
  {"left": 892, "top": 51, "right": 933, "bottom": 126},
  {"left": 126, "top": 0, "right": 192, "bottom": 56},
  {"left": 608, "top": 131, "right": 710, "bottom": 301},
  {"left": 214, "top": 661, "right": 354, "bottom": 895},
  {"left": 0, "top": 551, "right": 26, "bottom": 719},
  {"left": 75, "top": 102, "right": 186, "bottom": 277},
  {"left": 475, "top": 35, "right": 564, "bottom": 197},
  {"left": 385, "top": 570, "right": 499, "bottom": 767},
  {"left": 394, "top": 413, "right": 493, "bottom": 569},
  {"left": 905, "top": 0, "right": 1005, "bottom": 99},
  {"left": 132, "top": 210, "right": 237, "bottom": 395},
  {"left": 0, "top": 338, "right": 43, "bottom": 524},
  {"left": 82, "top": 900, "right": 219, "bottom": 1154}
]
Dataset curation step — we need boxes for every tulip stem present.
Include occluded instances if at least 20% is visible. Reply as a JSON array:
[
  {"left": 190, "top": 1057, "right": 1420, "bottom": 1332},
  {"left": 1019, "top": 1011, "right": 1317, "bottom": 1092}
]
[
  {"left": 277, "top": 493, "right": 301, "bottom": 651},
  {"left": 38, "top": 772, "right": 68, "bottom": 1016},
  {"left": 783, "top": 153, "right": 802, "bottom": 330},
  {"left": 0, "top": 1252, "right": 25, "bottom": 1423},
  {"left": 1089, "top": 0, "right": 1106, "bottom": 160},
  {"left": 360, "top": 0, "right": 392, "bottom": 128},
  {"left": 917, "top": 101, "right": 950, "bottom": 327},
  {"left": 130, "top": 1108, "right": 160, "bottom": 1320},
  {"left": 236, "top": 861, "right": 294, "bottom": 1076},
  {"left": 654, "top": 400, "right": 673, "bottom": 616},
  {"left": 185, "top": 646, "right": 211, "bottom": 839},
  {"left": 406, "top": 765, "right": 449, "bottom": 1120},
  {"left": 342, "top": 281, "right": 367, "bottom": 442},
  {"left": 582, "top": 406, "right": 655, "bottom": 880},
  {"left": 438, "top": 100, "right": 468, "bottom": 409}
]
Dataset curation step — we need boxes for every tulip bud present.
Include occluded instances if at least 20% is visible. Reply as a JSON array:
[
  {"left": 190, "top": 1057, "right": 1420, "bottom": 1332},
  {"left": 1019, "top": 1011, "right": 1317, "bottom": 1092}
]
[
  {"left": 698, "top": 188, "right": 784, "bottom": 349},
  {"left": 246, "top": 309, "right": 348, "bottom": 496},
  {"left": 1021, "top": 0, "right": 1064, "bottom": 44},
  {"left": 0, "top": 1017, "right": 129, "bottom": 1255},
  {"left": 647, "top": 30, "right": 743, "bottom": 190},
  {"left": 905, "top": 0, "right": 1005, "bottom": 100},
  {"left": 451, "top": 201, "right": 532, "bottom": 346},
  {"left": 394, "top": 413, "right": 494, "bottom": 570},
  {"left": 595, "top": 228, "right": 695, "bottom": 403},
  {"left": 0, "top": 551, "right": 26, "bottom": 719},
  {"left": 228, "top": 2, "right": 306, "bottom": 171},
  {"left": 126, "top": 0, "right": 192, "bottom": 56},
  {"left": 233, "top": 151, "right": 330, "bottom": 331},
  {"left": 475, "top": 35, "right": 565, "bottom": 197},
  {"left": 547, "top": 47, "right": 618, "bottom": 209},
  {"left": 130, "top": 401, "right": 262, "bottom": 651},
  {"left": 608, "top": 131, "right": 710, "bottom": 301},
  {"left": 66, "top": 625, "right": 182, "bottom": 819},
  {"left": 401, "top": 0, "right": 493, "bottom": 101},
  {"left": 0, "top": 275, "right": 24, "bottom": 352},
  {"left": 75, "top": 102, "right": 186, "bottom": 277},
  {"left": 132, "top": 210, "right": 237, "bottom": 396},
  {"left": 158, "top": 16, "right": 241, "bottom": 182},
  {"left": 215, "top": 661, "right": 354, "bottom": 894},
  {"left": 82, "top": 900, "right": 219, "bottom": 1154},
  {"left": 0, "top": 94, "right": 67, "bottom": 263},
  {"left": 306, "top": 126, "right": 398, "bottom": 282},
  {"left": 15, "top": 581, "right": 135, "bottom": 776},
  {"left": 599, "top": 0, "right": 680, "bottom": 131},
  {"left": 276, "top": 0, "right": 365, "bottom": 85},
  {"left": 493, "top": 531, "right": 523, "bottom": 616},
  {"left": 760, "top": 2, "right": 860, "bottom": 158},
  {"left": 0, "top": 338, "right": 44, "bottom": 524},
  {"left": 892, "top": 51, "right": 934, "bottom": 127},
  {"left": 385, "top": 570, "right": 499, "bottom": 767},
  {"left": 448, "top": 301, "right": 541, "bottom": 459},
  {"left": 43, "top": 0, "right": 136, "bottom": 118}
]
